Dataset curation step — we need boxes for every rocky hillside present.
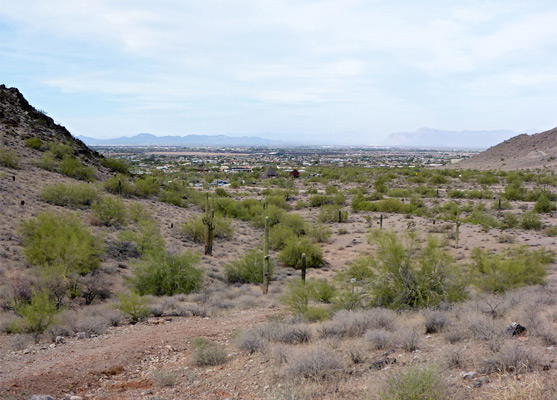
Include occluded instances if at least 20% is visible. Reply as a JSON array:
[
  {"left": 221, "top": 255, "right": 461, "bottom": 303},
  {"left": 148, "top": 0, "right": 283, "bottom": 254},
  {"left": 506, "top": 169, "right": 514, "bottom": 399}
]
[
  {"left": 448, "top": 127, "right": 557, "bottom": 170},
  {"left": 0, "top": 84, "right": 101, "bottom": 165}
]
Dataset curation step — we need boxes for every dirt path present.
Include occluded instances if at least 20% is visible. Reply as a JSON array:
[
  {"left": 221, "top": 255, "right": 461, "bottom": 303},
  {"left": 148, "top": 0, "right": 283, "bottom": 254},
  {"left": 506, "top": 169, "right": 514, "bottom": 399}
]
[{"left": 0, "top": 308, "right": 279, "bottom": 400}]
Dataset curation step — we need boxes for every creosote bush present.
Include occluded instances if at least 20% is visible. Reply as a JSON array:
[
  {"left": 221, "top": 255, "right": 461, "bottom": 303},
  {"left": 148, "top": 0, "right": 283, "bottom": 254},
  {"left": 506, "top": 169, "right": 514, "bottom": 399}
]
[
  {"left": 191, "top": 337, "right": 227, "bottom": 366},
  {"left": 278, "top": 236, "right": 323, "bottom": 270},
  {"left": 59, "top": 156, "right": 95, "bottom": 181},
  {"left": 16, "top": 289, "right": 60, "bottom": 341},
  {"left": 0, "top": 147, "right": 20, "bottom": 169},
  {"left": 115, "top": 291, "right": 149, "bottom": 323},
  {"left": 132, "top": 251, "right": 203, "bottom": 296},
  {"left": 470, "top": 247, "right": 549, "bottom": 293},
  {"left": 24, "top": 137, "right": 43, "bottom": 150},
  {"left": 225, "top": 248, "right": 274, "bottom": 284},
  {"left": 101, "top": 156, "right": 130, "bottom": 174},
  {"left": 378, "top": 364, "right": 447, "bottom": 400}
]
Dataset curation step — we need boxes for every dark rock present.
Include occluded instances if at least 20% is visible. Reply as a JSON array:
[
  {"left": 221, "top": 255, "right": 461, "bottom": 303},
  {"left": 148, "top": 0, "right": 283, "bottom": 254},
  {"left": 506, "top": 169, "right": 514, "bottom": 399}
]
[{"left": 506, "top": 322, "right": 527, "bottom": 337}]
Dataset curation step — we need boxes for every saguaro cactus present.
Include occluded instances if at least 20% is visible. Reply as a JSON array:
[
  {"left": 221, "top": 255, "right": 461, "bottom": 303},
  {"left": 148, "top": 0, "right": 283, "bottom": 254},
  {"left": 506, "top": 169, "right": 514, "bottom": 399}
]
[
  {"left": 263, "top": 216, "right": 270, "bottom": 294},
  {"left": 203, "top": 193, "right": 215, "bottom": 256},
  {"left": 301, "top": 253, "right": 307, "bottom": 283},
  {"left": 379, "top": 214, "right": 384, "bottom": 229},
  {"left": 455, "top": 213, "right": 461, "bottom": 249}
]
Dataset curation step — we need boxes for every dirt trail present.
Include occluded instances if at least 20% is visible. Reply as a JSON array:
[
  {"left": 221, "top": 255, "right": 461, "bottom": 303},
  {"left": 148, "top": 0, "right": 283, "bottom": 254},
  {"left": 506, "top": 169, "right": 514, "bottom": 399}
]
[{"left": 0, "top": 308, "right": 277, "bottom": 400}]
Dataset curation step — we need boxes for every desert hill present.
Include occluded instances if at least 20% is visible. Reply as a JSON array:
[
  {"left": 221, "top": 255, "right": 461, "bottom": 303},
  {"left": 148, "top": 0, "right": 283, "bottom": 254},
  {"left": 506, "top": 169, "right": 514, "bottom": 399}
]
[
  {"left": 448, "top": 127, "right": 557, "bottom": 170},
  {"left": 0, "top": 84, "right": 101, "bottom": 166}
]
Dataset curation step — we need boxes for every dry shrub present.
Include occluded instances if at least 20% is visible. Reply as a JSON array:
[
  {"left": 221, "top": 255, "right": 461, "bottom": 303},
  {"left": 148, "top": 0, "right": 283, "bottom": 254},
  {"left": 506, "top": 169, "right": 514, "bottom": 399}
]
[
  {"left": 423, "top": 310, "right": 449, "bottom": 334},
  {"left": 235, "top": 330, "right": 268, "bottom": 354},
  {"left": 394, "top": 327, "right": 422, "bottom": 352},
  {"left": 151, "top": 369, "right": 177, "bottom": 388},
  {"left": 365, "top": 328, "right": 393, "bottom": 350},
  {"left": 481, "top": 343, "right": 540, "bottom": 374},
  {"left": 443, "top": 323, "right": 470, "bottom": 344},
  {"left": 443, "top": 346, "right": 464, "bottom": 369},
  {"left": 284, "top": 346, "right": 341, "bottom": 380},
  {"left": 318, "top": 309, "right": 398, "bottom": 339},
  {"left": 191, "top": 337, "right": 227, "bottom": 366},
  {"left": 490, "top": 374, "right": 553, "bottom": 400}
]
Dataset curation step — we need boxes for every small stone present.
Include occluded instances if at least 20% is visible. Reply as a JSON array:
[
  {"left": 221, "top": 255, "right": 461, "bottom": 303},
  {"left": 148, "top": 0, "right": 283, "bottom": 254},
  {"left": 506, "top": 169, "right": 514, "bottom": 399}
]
[
  {"left": 460, "top": 371, "right": 478, "bottom": 380},
  {"left": 29, "top": 396, "right": 56, "bottom": 400},
  {"left": 473, "top": 381, "right": 483, "bottom": 388},
  {"left": 55, "top": 336, "right": 65, "bottom": 344},
  {"left": 23, "top": 349, "right": 30, "bottom": 354},
  {"left": 76, "top": 332, "right": 88, "bottom": 340},
  {"left": 479, "top": 376, "right": 490, "bottom": 385}
]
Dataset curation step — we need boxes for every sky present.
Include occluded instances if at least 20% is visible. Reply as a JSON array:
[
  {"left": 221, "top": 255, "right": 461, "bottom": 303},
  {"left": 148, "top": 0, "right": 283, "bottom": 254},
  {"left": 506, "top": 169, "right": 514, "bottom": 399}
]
[{"left": 1, "top": 0, "right": 557, "bottom": 144}]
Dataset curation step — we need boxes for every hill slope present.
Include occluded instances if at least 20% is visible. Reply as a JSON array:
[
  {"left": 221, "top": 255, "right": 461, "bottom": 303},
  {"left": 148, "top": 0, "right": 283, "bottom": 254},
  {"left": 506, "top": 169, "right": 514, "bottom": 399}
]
[
  {"left": 0, "top": 84, "right": 101, "bottom": 162},
  {"left": 447, "top": 127, "right": 557, "bottom": 170}
]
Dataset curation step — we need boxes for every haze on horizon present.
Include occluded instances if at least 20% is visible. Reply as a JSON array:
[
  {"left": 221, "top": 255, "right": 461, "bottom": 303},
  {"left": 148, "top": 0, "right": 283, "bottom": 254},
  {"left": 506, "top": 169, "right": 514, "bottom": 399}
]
[{"left": 1, "top": 1, "right": 556, "bottom": 145}]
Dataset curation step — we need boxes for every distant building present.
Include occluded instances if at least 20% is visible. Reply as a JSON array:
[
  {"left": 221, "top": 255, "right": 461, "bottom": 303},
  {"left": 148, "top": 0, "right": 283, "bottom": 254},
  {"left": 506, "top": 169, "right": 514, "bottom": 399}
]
[
  {"left": 289, "top": 169, "right": 300, "bottom": 178},
  {"left": 226, "top": 167, "right": 253, "bottom": 173},
  {"left": 260, "top": 166, "right": 278, "bottom": 179}
]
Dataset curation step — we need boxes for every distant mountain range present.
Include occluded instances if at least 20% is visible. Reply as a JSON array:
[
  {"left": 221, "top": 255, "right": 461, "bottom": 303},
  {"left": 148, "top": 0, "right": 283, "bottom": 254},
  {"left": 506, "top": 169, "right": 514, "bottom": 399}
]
[
  {"left": 385, "top": 127, "right": 519, "bottom": 149},
  {"left": 78, "top": 133, "right": 286, "bottom": 147}
]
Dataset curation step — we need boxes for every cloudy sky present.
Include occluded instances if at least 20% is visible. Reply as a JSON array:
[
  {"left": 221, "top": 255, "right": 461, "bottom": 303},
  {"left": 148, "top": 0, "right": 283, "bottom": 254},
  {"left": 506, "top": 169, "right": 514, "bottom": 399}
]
[{"left": 1, "top": 1, "right": 557, "bottom": 144}]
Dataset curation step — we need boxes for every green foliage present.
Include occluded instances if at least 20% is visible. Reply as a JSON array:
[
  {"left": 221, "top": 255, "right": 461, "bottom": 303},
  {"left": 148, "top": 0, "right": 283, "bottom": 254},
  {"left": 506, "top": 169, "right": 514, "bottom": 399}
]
[
  {"left": 48, "top": 142, "right": 73, "bottom": 159},
  {"left": 119, "top": 217, "right": 165, "bottom": 256},
  {"left": 367, "top": 230, "right": 466, "bottom": 309},
  {"left": 91, "top": 196, "right": 128, "bottom": 227},
  {"left": 282, "top": 280, "right": 311, "bottom": 315},
  {"left": 343, "top": 255, "right": 375, "bottom": 281},
  {"left": 309, "top": 279, "right": 336, "bottom": 303},
  {"left": 309, "top": 194, "right": 334, "bottom": 207},
  {"left": 429, "top": 174, "right": 448, "bottom": 185},
  {"left": 269, "top": 223, "right": 297, "bottom": 250},
  {"left": 182, "top": 214, "right": 233, "bottom": 243},
  {"left": 491, "top": 197, "right": 512, "bottom": 210},
  {"left": 470, "top": 247, "right": 549, "bottom": 293},
  {"left": 379, "top": 364, "right": 447, "bottom": 400},
  {"left": 115, "top": 291, "right": 149, "bottom": 322},
  {"left": 101, "top": 157, "right": 130, "bottom": 174},
  {"left": 24, "top": 137, "right": 43, "bottom": 150},
  {"left": 225, "top": 249, "right": 274, "bottom": 284},
  {"left": 278, "top": 236, "right": 323, "bottom": 270},
  {"left": 318, "top": 205, "right": 348, "bottom": 223},
  {"left": 308, "top": 223, "right": 332, "bottom": 243},
  {"left": 0, "top": 147, "right": 20, "bottom": 169},
  {"left": 462, "top": 209, "right": 500, "bottom": 230},
  {"left": 39, "top": 151, "right": 57, "bottom": 171},
  {"left": 16, "top": 289, "right": 60, "bottom": 339},
  {"left": 134, "top": 176, "right": 160, "bottom": 197},
  {"left": 22, "top": 211, "right": 103, "bottom": 278},
  {"left": 191, "top": 337, "right": 228, "bottom": 366},
  {"left": 103, "top": 174, "right": 135, "bottom": 197},
  {"left": 504, "top": 182, "right": 526, "bottom": 201},
  {"left": 520, "top": 211, "right": 542, "bottom": 230},
  {"left": 448, "top": 189, "right": 465, "bottom": 199},
  {"left": 132, "top": 251, "right": 203, "bottom": 296},
  {"left": 214, "top": 187, "right": 229, "bottom": 197},
  {"left": 544, "top": 225, "right": 557, "bottom": 237},
  {"left": 59, "top": 156, "right": 95, "bottom": 181},
  {"left": 39, "top": 182, "right": 99, "bottom": 208},
  {"left": 534, "top": 193, "right": 556, "bottom": 213}
]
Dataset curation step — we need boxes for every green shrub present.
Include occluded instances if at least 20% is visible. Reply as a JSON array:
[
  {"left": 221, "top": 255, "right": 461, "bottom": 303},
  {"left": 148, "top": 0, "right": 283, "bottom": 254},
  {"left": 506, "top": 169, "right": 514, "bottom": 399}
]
[
  {"left": 39, "top": 152, "right": 58, "bottom": 171},
  {"left": 135, "top": 176, "right": 159, "bottom": 198},
  {"left": 21, "top": 211, "right": 103, "bottom": 278},
  {"left": 448, "top": 189, "right": 465, "bottom": 199},
  {"left": 182, "top": 214, "right": 233, "bottom": 243},
  {"left": 24, "top": 137, "right": 43, "bottom": 150},
  {"left": 115, "top": 291, "right": 149, "bottom": 322},
  {"left": 500, "top": 212, "right": 519, "bottom": 229},
  {"left": 40, "top": 182, "right": 99, "bottom": 208},
  {"left": 520, "top": 211, "right": 542, "bottom": 230},
  {"left": 463, "top": 209, "right": 500, "bottom": 230},
  {"left": 309, "top": 194, "right": 333, "bottom": 207},
  {"left": 132, "top": 251, "right": 203, "bottom": 296},
  {"left": 0, "top": 147, "right": 20, "bottom": 169},
  {"left": 278, "top": 237, "right": 323, "bottom": 270},
  {"left": 544, "top": 226, "right": 557, "bottom": 237},
  {"left": 103, "top": 174, "right": 135, "bottom": 197},
  {"left": 59, "top": 156, "right": 95, "bottom": 181},
  {"left": 48, "top": 142, "right": 73, "bottom": 159},
  {"left": 379, "top": 364, "right": 447, "bottom": 400},
  {"left": 343, "top": 255, "right": 375, "bottom": 281},
  {"left": 491, "top": 197, "right": 512, "bottom": 210},
  {"left": 318, "top": 205, "right": 348, "bottom": 223},
  {"left": 282, "top": 280, "right": 311, "bottom": 315},
  {"left": 470, "top": 247, "right": 549, "bottom": 293},
  {"left": 101, "top": 157, "right": 130, "bottom": 174},
  {"left": 534, "top": 193, "right": 556, "bottom": 213},
  {"left": 308, "top": 223, "right": 332, "bottom": 243},
  {"left": 504, "top": 183, "right": 526, "bottom": 201},
  {"left": 269, "top": 224, "right": 298, "bottom": 250},
  {"left": 367, "top": 230, "right": 466, "bottom": 309},
  {"left": 430, "top": 174, "right": 448, "bottom": 185},
  {"left": 309, "top": 279, "right": 336, "bottom": 303},
  {"left": 16, "top": 289, "right": 60, "bottom": 340},
  {"left": 225, "top": 249, "right": 274, "bottom": 284},
  {"left": 119, "top": 217, "right": 166, "bottom": 256},
  {"left": 91, "top": 196, "right": 128, "bottom": 227},
  {"left": 191, "top": 337, "right": 228, "bottom": 366}
]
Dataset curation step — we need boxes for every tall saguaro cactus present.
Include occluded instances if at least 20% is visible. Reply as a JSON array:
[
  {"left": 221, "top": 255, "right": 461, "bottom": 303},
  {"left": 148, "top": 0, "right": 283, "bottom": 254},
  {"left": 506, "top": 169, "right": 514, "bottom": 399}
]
[
  {"left": 301, "top": 253, "right": 307, "bottom": 283},
  {"left": 263, "top": 216, "right": 270, "bottom": 294},
  {"left": 203, "top": 193, "right": 215, "bottom": 256}
]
